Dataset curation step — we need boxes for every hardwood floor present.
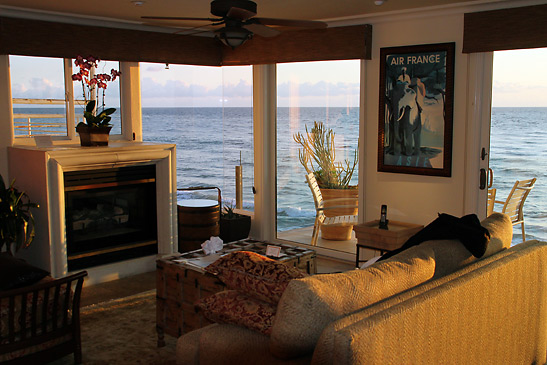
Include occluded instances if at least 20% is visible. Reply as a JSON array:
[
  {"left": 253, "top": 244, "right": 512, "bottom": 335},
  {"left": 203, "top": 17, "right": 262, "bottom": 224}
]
[{"left": 80, "top": 255, "right": 355, "bottom": 306}]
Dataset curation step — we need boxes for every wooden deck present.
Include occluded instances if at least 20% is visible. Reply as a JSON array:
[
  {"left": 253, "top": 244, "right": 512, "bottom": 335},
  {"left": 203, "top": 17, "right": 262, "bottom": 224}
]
[
  {"left": 277, "top": 225, "right": 357, "bottom": 253},
  {"left": 277, "top": 225, "right": 383, "bottom": 267}
]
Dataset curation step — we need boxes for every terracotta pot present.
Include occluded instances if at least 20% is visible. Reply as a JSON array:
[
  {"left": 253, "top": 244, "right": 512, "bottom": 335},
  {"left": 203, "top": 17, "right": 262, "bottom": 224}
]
[
  {"left": 76, "top": 125, "right": 112, "bottom": 147},
  {"left": 319, "top": 187, "right": 358, "bottom": 241}
]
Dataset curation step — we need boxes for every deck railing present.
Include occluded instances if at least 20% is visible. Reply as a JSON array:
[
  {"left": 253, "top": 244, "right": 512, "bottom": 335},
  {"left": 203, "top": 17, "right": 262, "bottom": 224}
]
[{"left": 12, "top": 98, "right": 84, "bottom": 137}]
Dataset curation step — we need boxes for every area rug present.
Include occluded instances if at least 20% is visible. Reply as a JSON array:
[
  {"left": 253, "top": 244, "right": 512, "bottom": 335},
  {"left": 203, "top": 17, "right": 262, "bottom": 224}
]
[{"left": 53, "top": 290, "right": 177, "bottom": 365}]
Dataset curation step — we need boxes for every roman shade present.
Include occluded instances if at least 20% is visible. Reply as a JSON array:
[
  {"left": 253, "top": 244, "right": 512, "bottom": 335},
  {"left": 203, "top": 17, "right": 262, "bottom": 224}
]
[
  {"left": 221, "top": 25, "right": 372, "bottom": 65},
  {"left": 463, "top": 4, "right": 547, "bottom": 53},
  {"left": 0, "top": 16, "right": 371, "bottom": 66},
  {"left": 0, "top": 16, "right": 222, "bottom": 66}
]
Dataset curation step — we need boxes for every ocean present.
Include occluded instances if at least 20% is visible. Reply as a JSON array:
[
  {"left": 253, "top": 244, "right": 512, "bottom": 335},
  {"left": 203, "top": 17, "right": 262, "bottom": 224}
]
[
  {"left": 142, "top": 106, "right": 360, "bottom": 233},
  {"left": 489, "top": 107, "right": 546, "bottom": 243},
  {"left": 13, "top": 106, "right": 546, "bottom": 243}
]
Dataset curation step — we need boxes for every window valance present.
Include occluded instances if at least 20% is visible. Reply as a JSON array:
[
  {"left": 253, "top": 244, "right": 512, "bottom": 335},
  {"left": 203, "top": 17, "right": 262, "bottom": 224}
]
[
  {"left": 463, "top": 4, "right": 547, "bottom": 53},
  {"left": 0, "top": 17, "right": 371, "bottom": 65}
]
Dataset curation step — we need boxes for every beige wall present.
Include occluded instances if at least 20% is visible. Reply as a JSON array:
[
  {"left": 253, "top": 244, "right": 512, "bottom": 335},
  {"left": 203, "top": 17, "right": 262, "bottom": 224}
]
[{"left": 362, "top": 13, "right": 469, "bottom": 224}]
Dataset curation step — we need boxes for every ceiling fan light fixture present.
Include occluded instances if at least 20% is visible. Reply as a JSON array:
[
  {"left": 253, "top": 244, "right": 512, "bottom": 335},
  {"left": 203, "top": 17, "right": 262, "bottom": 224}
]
[{"left": 215, "top": 26, "right": 253, "bottom": 49}]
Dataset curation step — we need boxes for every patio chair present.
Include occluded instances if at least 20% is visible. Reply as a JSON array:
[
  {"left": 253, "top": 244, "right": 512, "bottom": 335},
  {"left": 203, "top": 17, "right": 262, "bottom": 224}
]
[
  {"left": 487, "top": 188, "right": 496, "bottom": 216},
  {"left": 305, "top": 172, "right": 358, "bottom": 246},
  {"left": 494, "top": 178, "right": 536, "bottom": 242}
]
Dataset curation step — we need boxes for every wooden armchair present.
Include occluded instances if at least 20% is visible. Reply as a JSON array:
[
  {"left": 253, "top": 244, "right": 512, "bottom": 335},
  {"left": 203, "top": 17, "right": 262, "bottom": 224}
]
[
  {"left": 305, "top": 172, "right": 358, "bottom": 246},
  {"left": 0, "top": 271, "right": 87, "bottom": 364},
  {"left": 494, "top": 178, "right": 536, "bottom": 242}
]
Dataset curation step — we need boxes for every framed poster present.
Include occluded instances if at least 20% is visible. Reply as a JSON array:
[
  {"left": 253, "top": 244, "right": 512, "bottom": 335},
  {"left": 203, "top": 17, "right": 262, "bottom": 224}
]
[{"left": 378, "top": 42, "right": 455, "bottom": 176}]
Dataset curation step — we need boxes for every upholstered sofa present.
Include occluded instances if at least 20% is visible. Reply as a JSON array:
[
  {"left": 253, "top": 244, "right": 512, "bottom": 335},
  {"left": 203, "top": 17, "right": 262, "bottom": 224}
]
[{"left": 176, "top": 213, "right": 547, "bottom": 364}]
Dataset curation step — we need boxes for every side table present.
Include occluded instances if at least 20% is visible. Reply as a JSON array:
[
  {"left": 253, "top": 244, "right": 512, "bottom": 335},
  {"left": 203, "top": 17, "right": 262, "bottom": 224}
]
[{"left": 353, "top": 220, "right": 423, "bottom": 267}]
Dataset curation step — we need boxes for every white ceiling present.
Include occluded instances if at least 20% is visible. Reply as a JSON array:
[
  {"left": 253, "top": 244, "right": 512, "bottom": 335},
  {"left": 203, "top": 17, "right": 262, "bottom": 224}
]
[{"left": 0, "top": 0, "right": 501, "bottom": 33}]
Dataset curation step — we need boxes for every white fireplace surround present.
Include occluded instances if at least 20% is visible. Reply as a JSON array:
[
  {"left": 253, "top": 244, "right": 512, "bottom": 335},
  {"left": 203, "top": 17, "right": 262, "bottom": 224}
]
[{"left": 8, "top": 142, "right": 177, "bottom": 285}]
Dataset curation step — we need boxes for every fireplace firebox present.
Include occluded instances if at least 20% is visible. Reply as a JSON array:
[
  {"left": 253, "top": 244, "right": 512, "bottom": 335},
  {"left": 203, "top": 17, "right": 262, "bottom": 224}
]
[{"left": 64, "top": 164, "right": 158, "bottom": 271}]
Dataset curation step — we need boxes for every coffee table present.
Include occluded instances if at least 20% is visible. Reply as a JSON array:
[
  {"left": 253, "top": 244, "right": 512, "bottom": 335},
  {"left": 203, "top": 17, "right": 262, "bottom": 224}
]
[{"left": 156, "top": 239, "right": 316, "bottom": 346}]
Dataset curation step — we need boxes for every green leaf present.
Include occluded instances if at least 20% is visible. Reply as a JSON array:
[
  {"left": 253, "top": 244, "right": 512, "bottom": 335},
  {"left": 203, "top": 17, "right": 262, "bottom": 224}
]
[
  {"left": 86, "top": 100, "right": 96, "bottom": 113},
  {"left": 103, "top": 108, "right": 116, "bottom": 115},
  {"left": 0, "top": 176, "right": 38, "bottom": 253}
]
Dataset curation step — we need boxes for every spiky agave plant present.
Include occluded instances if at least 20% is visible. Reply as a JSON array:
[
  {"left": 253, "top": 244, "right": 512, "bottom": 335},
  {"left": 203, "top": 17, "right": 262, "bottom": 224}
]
[
  {"left": 293, "top": 121, "right": 358, "bottom": 189},
  {"left": 0, "top": 175, "right": 39, "bottom": 254}
]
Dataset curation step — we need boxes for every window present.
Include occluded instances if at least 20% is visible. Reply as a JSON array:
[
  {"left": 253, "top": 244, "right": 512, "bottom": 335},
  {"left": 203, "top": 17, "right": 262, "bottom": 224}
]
[
  {"left": 140, "top": 63, "right": 254, "bottom": 210},
  {"left": 10, "top": 55, "right": 122, "bottom": 140},
  {"left": 276, "top": 60, "right": 360, "bottom": 252},
  {"left": 10, "top": 55, "right": 68, "bottom": 138}
]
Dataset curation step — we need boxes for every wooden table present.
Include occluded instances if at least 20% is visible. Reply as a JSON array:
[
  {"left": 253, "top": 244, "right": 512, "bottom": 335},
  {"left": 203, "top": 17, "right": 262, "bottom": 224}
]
[
  {"left": 353, "top": 220, "right": 423, "bottom": 267},
  {"left": 156, "top": 239, "right": 316, "bottom": 346}
]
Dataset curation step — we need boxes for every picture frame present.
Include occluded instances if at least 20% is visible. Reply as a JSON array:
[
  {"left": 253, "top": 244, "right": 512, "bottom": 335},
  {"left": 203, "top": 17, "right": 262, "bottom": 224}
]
[{"left": 378, "top": 42, "right": 455, "bottom": 176}]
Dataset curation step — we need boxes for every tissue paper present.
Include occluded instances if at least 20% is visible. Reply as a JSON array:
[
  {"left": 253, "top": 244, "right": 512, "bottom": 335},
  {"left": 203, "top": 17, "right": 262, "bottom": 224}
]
[{"left": 202, "top": 236, "right": 223, "bottom": 255}]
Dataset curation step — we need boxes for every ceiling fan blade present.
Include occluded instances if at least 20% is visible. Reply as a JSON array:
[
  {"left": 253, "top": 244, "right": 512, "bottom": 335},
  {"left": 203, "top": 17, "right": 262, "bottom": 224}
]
[
  {"left": 253, "top": 18, "right": 328, "bottom": 29},
  {"left": 141, "top": 16, "right": 220, "bottom": 22},
  {"left": 172, "top": 23, "right": 220, "bottom": 37},
  {"left": 243, "top": 23, "right": 280, "bottom": 38},
  {"left": 226, "top": 6, "right": 257, "bottom": 20}
]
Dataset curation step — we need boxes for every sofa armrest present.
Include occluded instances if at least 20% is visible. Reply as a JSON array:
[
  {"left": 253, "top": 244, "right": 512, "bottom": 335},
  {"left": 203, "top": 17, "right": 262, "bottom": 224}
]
[
  {"left": 176, "top": 323, "right": 311, "bottom": 365},
  {"left": 312, "top": 241, "right": 547, "bottom": 364}
]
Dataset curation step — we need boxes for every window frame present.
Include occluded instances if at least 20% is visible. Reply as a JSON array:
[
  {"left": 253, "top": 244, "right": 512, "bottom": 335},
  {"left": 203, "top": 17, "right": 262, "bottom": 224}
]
[{"left": 9, "top": 56, "right": 126, "bottom": 146}]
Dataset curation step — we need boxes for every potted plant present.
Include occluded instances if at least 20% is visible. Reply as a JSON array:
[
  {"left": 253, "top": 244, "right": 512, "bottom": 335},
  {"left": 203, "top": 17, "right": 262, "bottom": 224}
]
[
  {"left": 219, "top": 202, "right": 251, "bottom": 243},
  {"left": 293, "top": 121, "right": 359, "bottom": 240},
  {"left": 0, "top": 175, "right": 39, "bottom": 254},
  {"left": 72, "top": 55, "right": 121, "bottom": 146}
]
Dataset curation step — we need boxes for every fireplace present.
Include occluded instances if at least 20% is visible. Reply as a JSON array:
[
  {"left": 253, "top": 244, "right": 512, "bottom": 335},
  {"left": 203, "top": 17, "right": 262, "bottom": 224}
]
[
  {"left": 64, "top": 165, "right": 158, "bottom": 271},
  {"left": 8, "top": 143, "right": 177, "bottom": 285}
]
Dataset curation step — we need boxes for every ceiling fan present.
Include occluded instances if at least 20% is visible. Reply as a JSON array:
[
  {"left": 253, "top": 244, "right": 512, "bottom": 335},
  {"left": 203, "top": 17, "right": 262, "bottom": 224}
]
[{"left": 142, "top": 0, "right": 328, "bottom": 49}]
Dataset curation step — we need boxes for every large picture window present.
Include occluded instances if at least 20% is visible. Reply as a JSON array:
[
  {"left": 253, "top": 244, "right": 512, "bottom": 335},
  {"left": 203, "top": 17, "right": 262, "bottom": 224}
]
[
  {"left": 276, "top": 60, "right": 360, "bottom": 253},
  {"left": 140, "top": 63, "right": 254, "bottom": 211}
]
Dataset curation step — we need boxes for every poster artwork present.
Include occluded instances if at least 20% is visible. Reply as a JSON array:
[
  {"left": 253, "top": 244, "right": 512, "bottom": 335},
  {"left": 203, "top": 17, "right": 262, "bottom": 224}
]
[{"left": 378, "top": 43, "right": 454, "bottom": 177}]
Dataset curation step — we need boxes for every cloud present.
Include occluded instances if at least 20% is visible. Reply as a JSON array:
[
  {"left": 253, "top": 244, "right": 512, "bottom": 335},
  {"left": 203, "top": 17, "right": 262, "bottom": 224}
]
[
  {"left": 11, "top": 78, "right": 65, "bottom": 99},
  {"left": 145, "top": 64, "right": 166, "bottom": 72},
  {"left": 141, "top": 77, "right": 252, "bottom": 99},
  {"left": 492, "top": 79, "right": 547, "bottom": 107},
  {"left": 277, "top": 81, "right": 359, "bottom": 98},
  {"left": 492, "top": 80, "right": 545, "bottom": 92}
]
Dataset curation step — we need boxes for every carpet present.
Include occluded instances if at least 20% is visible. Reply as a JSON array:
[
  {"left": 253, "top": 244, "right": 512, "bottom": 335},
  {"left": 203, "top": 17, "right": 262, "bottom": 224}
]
[{"left": 52, "top": 290, "right": 177, "bottom": 365}]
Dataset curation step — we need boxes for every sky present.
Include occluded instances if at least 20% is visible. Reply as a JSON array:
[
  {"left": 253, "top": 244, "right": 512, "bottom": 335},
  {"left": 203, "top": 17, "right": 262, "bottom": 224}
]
[
  {"left": 492, "top": 48, "right": 547, "bottom": 107},
  {"left": 8, "top": 48, "right": 547, "bottom": 108}
]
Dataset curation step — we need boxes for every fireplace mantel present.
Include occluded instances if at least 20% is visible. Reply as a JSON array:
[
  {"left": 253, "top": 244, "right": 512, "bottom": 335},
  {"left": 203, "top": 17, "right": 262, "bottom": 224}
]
[{"left": 8, "top": 142, "right": 177, "bottom": 285}]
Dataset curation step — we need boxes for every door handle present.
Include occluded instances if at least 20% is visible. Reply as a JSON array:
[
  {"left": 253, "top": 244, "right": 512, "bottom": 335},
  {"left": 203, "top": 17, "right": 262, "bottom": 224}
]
[{"left": 479, "top": 168, "right": 486, "bottom": 190}]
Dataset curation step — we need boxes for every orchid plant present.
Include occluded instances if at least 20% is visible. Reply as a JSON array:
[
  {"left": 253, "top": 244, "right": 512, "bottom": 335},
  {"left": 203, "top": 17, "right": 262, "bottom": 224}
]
[{"left": 72, "top": 55, "right": 121, "bottom": 128}]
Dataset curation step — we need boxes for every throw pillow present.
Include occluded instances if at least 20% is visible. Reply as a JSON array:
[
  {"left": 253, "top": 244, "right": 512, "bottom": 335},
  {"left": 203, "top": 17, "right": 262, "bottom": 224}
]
[
  {"left": 0, "top": 252, "right": 50, "bottom": 291},
  {"left": 205, "top": 251, "right": 307, "bottom": 304},
  {"left": 195, "top": 290, "right": 277, "bottom": 335}
]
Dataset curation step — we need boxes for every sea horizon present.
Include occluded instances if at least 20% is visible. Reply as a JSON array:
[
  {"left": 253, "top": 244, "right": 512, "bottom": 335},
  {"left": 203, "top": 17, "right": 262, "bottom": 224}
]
[{"left": 12, "top": 106, "right": 546, "bottom": 244}]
